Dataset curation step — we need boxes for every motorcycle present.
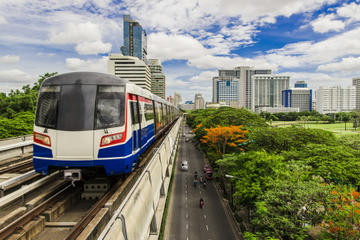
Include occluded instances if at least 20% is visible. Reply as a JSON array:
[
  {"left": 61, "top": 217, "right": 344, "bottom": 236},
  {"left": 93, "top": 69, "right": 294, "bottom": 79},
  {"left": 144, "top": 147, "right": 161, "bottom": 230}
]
[{"left": 200, "top": 198, "right": 204, "bottom": 209}]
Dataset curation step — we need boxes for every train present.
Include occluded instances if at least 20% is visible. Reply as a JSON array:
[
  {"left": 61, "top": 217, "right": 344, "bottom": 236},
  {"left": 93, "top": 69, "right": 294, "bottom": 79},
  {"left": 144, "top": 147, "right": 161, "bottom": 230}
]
[{"left": 33, "top": 72, "right": 180, "bottom": 179}]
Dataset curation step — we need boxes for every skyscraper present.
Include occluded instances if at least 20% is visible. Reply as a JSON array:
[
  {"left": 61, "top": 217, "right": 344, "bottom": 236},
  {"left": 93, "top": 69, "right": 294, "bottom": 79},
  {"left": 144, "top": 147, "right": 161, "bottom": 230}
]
[
  {"left": 108, "top": 54, "right": 151, "bottom": 91},
  {"left": 282, "top": 81, "right": 312, "bottom": 112},
  {"left": 316, "top": 86, "right": 355, "bottom": 114},
  {"left": 148, "top": 59, "right": 166, "bottom": 99},
  {"left": 253, "top": 74, "right": 290, "bottom": 110},
  {"left": 121, "top": 15, "right": 147, "bottom": 63},
  {"left": 212, "top": 67, "right": 271, "bottom": 110},
  {"left": 194, "top": 93, "right": 205, "bottom": 109},
  {"left": 353, "top": 77, "right": 360, "bottom": 111}
]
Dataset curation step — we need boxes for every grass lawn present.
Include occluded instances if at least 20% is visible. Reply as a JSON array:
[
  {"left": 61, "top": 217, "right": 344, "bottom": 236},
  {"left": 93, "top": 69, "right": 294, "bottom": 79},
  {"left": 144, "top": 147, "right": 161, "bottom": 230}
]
[{"left": 272, "top": 121, "right": 360, "bottom": 135}]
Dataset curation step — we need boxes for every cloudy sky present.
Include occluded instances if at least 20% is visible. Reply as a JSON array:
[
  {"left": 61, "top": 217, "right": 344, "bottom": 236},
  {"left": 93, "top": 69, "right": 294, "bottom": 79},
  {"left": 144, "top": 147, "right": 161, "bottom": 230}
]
[{"left": 1, "top": 0, "right": 360, "bottom": 102}]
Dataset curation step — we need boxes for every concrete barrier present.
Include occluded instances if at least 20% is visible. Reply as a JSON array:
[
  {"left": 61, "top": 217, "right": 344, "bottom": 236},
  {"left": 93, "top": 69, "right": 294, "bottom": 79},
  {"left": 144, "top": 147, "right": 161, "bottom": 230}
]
[
  {"left": 0, "top": 135, "right": 33, "bottom": 161},
  {"left": 98, "top": 117, "right": 182, "bottom": 240}
]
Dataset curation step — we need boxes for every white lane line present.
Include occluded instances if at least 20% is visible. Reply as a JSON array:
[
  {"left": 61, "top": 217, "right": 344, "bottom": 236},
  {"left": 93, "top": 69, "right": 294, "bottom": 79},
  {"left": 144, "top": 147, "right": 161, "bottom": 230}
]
[
  {"left": 187, "top": 237, "right": 189, "bottom": 240},
  {"left": 206, "top": 225, "right": 209, "bottom": 231},
  {"left": 186, "top": 213, "right": 189, "bottom": 219},
  {"left": 185, "top": 190, "right": 187, "bottom": 195},
  {"left": 186, "top": 223, "right": 189, "bottom": 230},
  {"left": 204, "top": 215, "right": 206, "bottom": 219}
]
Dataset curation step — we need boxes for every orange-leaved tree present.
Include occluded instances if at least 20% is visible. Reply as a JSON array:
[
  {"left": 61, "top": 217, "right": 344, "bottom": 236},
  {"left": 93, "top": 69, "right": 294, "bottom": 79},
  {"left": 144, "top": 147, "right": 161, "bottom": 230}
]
[
  {"left": 322, "top": 186, "right": 360, "bottom": 240},
  {"left": 200, "top": 125, "right": 248, "bottom": 156}
]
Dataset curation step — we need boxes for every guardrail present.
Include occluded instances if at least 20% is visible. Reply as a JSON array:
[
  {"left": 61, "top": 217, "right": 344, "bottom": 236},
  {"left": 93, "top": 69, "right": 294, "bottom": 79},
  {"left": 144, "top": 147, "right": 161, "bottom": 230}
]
[
  {"left": 98, "top": 117, "right": 181, "bottom": 240},
  {"left": 0, "top": 135, "right": 33, "bottom": 161}
]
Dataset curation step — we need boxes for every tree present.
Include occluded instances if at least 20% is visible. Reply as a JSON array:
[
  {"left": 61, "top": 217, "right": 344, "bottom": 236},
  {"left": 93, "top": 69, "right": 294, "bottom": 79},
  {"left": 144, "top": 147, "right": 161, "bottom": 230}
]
[
  {"left": 322, "top": 186, "right": 360, "bottom": 240},
  {"left": 200, "top": 125, "right": 248, "bottom": 157}
]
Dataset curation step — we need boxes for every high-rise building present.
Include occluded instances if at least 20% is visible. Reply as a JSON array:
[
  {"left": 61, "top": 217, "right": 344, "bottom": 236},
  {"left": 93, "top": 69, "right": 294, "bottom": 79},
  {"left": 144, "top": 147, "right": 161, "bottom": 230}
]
[
  {"left": 121, "top": 15, "right": 147, "bottom": 62},
  {"left": 316, "top": 86, "right": 356, "bottom": 114},
  {"left": 253, "top": 74, "right": 290, "bottom": 110},
  {"left": 194, "top": 93, "right": 205, "bottom": 109},
  {"left": 148, "top": 59, "right": 165, "bottom": 99},
  {"left": 353, "top": 77, "right": 360, "bottom": 111},
  {"left": 174, "top": 92, "right": 182, "bottom": 107},
  {"left": 108, "top": 54, "right": 151, "bottom": 91},
  {"left": 282, "top": 87, "right": 312, "bottom": 112},
  {"left": 294, "top": 80, "right": 308, "bottom": 88},
  {"left": 212, "top": 67, "right": 271, "bottom": 110}
]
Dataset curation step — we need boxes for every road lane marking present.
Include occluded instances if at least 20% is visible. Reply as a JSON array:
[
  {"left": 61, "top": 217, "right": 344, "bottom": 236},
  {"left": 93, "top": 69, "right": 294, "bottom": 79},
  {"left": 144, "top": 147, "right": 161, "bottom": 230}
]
[
  {"left": 186, "top": 223, "right": 189, "bottom": 229},
  {"left": 206, "top": 225, "right": 209, "bottom": 231},
  {"left": 186, "top": 213, "right": 188, "bottom": 219},
  {"left": 204, "top": 215, "right": 206, "bottom": 219}
]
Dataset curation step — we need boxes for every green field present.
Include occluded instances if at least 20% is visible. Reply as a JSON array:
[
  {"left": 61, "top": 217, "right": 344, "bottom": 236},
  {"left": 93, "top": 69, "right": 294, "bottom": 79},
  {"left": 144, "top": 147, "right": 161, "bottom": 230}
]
[{"left": 273, "top": 121, "right": 360, "bottom": 135}]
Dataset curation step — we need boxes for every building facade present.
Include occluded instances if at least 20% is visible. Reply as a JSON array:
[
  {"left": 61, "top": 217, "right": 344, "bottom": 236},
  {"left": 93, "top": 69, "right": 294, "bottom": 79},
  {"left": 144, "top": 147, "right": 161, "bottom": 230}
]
[
  {"left": 282, "top": 82, "right": 312, "bottom": 112},
  {"left": 107, "top": 54, "right": 151, "bottom": 91},
  {"left": 353, "top": 77, "right": 360, "bottom": 111},
  {"left": 120, "top": 15, "right": 147, "bottom": 62},
  {"left": 174, "top": 92, "right": 182, "bottom": 107},
  {"left": 253, "top": 74, "right": 290, "bottom": 110},
  {"left": 148, "top": 59, "right": 165, "bottom": 99},
  {"left": 194, "top": 93, "right": 205, "bottom": 109},
  {"left": 316, "top": 86, "right": 356, "bottom": 114},
  {"left": 212, "top": 66, "right": 272, "bottom": 110}
]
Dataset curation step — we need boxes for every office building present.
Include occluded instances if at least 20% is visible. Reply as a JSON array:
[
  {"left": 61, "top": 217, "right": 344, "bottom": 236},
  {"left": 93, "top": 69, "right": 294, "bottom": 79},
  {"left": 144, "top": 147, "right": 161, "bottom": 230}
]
[
  {"left": 353, "top": 77, "right": 360, "bottom": 111},
  {"left": 316, "top": 86, "right": 356, "bottom": 114},
  {"left": 121, "top": 15, "right": 147, "bottom": 62},
  {"left": 282, "top": 81, "right": 312, "bottom": 112},
  {"left": 174, "top": 92, "right": 182, "bottom": 107},
  {"left": 212, "top": 66, "right": 272, "bottom": 110},
  {"left": 148, "top": 59, "right": 165, "bottom": 99},
  {"left": 108, "top": 54, "right": 151, "bottom": 91},
  {"left": 194, "top": 93, "right": 205, "bottom": 109},
  {"left": 253, "top": 74, "right": 290, "bottom": 110},
  {"left": 257, "top": 106, "right": 299, "bottom": 114}
]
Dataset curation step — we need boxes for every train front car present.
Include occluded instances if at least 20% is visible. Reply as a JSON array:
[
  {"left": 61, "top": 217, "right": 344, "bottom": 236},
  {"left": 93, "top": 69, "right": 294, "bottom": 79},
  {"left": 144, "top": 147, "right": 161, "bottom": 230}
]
[{"left": 33, "top": 72, "right": 132, "bottom": 178}]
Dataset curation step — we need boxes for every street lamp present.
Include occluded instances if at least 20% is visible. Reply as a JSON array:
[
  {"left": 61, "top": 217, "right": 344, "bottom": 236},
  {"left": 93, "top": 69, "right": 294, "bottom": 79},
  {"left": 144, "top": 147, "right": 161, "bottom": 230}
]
[{"left": 224, "top": 174, "right": 240, "bottom": 208}]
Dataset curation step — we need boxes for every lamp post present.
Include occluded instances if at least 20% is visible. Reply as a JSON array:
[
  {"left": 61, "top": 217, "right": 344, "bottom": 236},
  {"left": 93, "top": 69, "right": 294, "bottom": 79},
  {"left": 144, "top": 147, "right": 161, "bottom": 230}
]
[{"left": 224, "top": 174, "right": 240, "bottom": 208}]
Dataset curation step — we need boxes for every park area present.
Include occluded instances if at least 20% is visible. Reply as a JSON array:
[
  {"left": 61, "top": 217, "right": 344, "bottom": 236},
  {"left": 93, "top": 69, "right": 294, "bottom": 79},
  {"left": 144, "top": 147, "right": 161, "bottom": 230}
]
[{"left": 272, "top": 121, "right": 360, "bottom": 135}]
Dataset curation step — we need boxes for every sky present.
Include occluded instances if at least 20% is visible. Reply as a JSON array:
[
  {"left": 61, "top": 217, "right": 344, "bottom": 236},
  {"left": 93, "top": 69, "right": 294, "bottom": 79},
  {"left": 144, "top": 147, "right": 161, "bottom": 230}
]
[{"left": 1, "top": 0, "right": 360, "bottom": 103}]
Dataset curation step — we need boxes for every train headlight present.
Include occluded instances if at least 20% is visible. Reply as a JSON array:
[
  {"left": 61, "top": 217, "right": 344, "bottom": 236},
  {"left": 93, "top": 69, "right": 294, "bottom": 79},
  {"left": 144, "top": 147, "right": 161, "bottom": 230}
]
[
  {"left": 100, "top": 132, "right": 125, "bottom": 147},
  {"left": 34, "top": 132, "right": 51, "bottom": 147}
]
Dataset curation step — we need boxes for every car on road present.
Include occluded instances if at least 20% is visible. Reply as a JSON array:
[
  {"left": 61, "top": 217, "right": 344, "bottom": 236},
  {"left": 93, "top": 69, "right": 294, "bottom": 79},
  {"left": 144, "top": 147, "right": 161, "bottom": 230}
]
[
  {"left": 185, "top": 138, "right": 189, "bottom": 142},
  {"left": 181, "top": 161, "right": 188, "bottom": 171}
]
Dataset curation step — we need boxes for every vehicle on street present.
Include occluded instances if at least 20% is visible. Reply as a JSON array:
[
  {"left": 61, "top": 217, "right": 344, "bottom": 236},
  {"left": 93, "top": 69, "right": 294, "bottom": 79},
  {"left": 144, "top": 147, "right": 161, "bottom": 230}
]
[
  {"left": 185, "top": 138, "right": 189, "bottom": 142},
  {"left": 181, "top": 161, "right": 188, "bottom": 171},
  {"left": 205, "top": 166, "right": 213, "bottom": 180}
]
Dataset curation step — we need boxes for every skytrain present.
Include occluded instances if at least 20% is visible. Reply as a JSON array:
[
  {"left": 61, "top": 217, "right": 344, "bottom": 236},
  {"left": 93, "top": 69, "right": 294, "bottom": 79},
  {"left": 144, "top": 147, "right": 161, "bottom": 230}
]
[{"left": 33, "top": 72, "right": 179, "bottom": 179}]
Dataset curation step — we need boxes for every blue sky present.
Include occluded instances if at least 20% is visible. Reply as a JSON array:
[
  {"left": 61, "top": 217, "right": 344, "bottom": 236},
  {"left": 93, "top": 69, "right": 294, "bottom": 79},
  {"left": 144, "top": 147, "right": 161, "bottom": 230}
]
[{"left": 1, "top": 0, "right": 360, "bottom": 102}]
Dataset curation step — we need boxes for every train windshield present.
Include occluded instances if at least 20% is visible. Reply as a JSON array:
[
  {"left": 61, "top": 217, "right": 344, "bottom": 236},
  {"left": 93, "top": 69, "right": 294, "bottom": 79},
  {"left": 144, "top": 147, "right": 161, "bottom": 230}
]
[
  {"left": 35, "top": 86, "right": 60, "bottom": 129},
  {"left": 35, "top": 84, "right": 125, "bottom": 131},
  {"left": 95, "top": 86, "right": 125, "bottom": 129}
]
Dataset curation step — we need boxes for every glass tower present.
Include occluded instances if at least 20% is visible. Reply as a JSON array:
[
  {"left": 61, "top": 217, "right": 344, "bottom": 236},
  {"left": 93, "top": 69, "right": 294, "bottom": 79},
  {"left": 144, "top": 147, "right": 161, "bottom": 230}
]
[{"left": 121, "top": 15, "right": 147, "bottom": 62}]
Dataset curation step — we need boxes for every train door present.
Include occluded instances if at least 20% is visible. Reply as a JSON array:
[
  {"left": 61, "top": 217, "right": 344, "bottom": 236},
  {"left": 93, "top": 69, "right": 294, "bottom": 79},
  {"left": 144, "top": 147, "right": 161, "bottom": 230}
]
[{"left": 130, "top": 95, "right": 141, "bottom": 153}]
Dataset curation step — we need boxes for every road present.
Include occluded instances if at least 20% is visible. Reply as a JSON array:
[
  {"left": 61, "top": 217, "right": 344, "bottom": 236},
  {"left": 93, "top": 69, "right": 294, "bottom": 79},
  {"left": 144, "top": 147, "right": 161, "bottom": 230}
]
[{"left": 164, "top": 124, "right": 238, "bottom": 240}]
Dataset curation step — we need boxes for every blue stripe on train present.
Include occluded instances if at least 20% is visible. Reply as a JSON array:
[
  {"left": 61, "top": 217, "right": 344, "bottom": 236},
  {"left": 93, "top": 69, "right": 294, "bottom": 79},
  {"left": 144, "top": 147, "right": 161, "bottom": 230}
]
[{"left": 33, "top": 123, "right": 156, "bottom": 176}]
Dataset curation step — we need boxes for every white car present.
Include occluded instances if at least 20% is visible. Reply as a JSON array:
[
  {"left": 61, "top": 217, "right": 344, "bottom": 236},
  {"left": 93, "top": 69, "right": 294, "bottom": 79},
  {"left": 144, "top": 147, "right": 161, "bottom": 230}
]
[{"left": 181, "top": 161, "right": 189, "bottom": 171}]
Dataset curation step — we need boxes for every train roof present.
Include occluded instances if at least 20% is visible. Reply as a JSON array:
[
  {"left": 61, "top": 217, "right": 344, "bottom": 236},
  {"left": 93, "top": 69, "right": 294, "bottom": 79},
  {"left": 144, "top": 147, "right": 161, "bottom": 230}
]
[{"left": 42, "top": 72, "right": 128, "bottom": 86}]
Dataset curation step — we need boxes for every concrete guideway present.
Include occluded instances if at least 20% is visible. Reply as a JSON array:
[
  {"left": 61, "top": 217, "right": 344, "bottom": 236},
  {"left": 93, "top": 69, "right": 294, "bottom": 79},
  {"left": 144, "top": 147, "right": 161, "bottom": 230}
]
[{"left": 165, "top": 124, "right": 239, "bottom": 240}]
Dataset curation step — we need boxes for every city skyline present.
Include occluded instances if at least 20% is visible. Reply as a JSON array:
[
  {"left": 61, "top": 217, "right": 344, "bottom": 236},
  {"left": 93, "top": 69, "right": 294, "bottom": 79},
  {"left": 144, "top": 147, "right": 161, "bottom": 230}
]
[{"left": 1, "top": 1, "right": 360, "bottom": 102}]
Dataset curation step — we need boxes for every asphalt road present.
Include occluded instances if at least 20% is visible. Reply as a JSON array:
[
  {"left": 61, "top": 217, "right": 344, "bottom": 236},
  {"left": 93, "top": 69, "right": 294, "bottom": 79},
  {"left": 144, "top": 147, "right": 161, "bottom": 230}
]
[{"left": 165, "top": 124, "right": 237, "bottom": 240}]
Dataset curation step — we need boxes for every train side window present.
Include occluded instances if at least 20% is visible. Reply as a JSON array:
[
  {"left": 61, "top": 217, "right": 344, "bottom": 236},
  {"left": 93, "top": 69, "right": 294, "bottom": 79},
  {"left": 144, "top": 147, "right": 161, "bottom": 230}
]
[
  {"left": 155, "top": 101, "right": 162, "bottom": 128},
  {"left": 130, "top": 101, "right": 139, "bottom": 124},
  {"left": 138, "top": 101, "right": 144, "bottom": 124},
  {"left": 145, "top": 102, "right": 154, "bottom": 121}
]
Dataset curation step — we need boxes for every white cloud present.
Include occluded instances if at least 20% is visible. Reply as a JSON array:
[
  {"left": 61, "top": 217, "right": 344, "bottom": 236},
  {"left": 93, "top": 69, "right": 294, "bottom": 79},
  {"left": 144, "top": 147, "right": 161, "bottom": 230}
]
[
  {"left": 190, "top": 71, "right": 218, "bottom": 82},
  {"left": 337, "top": 2, "right": 360, "bottom": 22},
  {"left": 0, "top": 16, "right": 7, "bottom": 24},
  {"left": 65, "top": 57, "right": 108, "bottom": 73},
  {"left": 310, "top": 13, "right": 345, "bottom": 33},
  {"left": 0, "top": 55, "right": 20, "bottom": 64},
  {"left": 148, "top": 33, "right": 209, "bottom": 61},
  {"left": 317, "top": 57, "right": 360, "bottom": 72},
  {"left": 49, "top": 22, "right": 102, "bottom": 44},
  {"left": 75, "top": 41, "right": 112, "bottom": 55},
  {"left": 0, "top": 69, "right": 33, "bottom": 83}
]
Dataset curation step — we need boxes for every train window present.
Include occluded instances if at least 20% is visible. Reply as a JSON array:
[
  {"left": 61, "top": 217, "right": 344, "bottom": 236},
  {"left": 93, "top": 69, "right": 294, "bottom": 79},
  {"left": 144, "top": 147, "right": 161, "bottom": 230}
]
[
  {"left": 35, "top": 86, "right": 60, "bottom": 129},
  {"left": 144, "top": 103, "right": 154, "bottom": 121},
  {"left": 130, "top": 101, "right": 139, "bottom": 124},
  {"left": 95, "top": 86, "right": 125, "bottom": 129},
  {"left": 155, "top": 101, "right": 162, "bottom": 129}
]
